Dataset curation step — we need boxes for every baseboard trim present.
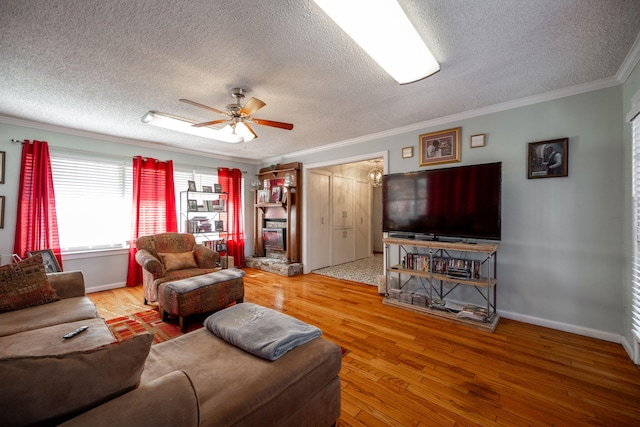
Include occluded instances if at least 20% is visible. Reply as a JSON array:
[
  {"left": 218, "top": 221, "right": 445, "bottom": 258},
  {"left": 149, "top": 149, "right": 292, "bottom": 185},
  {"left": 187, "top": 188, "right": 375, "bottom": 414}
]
[
  {"left": 86, "top": 281, "right": 126, "bottom": 293},
  {"left": 499, "top": 310, "right": 623, "bottom": 344}
]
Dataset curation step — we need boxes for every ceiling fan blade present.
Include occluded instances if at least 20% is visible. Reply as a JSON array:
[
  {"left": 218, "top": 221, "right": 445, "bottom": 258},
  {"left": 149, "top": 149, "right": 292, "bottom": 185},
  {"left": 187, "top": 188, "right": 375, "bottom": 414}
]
[
  {"left": 179, "top": 99, "right": 227, "bottom": 116},
  {"left": 250, "top": 118, "right": 294, "bottom": 130},
  {"left": 239, "top": 97, "right": 266, "bottom": 116},
  {"left": 244, "top": 123, "right": 258, "bottom": 139},
  {"left": 192, "top": 119, "right": 228, "bottom": 128}
]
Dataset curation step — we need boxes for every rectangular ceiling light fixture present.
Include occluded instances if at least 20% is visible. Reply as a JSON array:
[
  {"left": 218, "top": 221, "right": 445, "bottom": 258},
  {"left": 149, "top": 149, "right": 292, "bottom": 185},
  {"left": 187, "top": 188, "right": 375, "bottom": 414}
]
[
  {"left": 313, "top": 0, "right": 440, "bottom": 84},
  {"left": 141, "top": 111, "right": 243, "bottom": 143}
]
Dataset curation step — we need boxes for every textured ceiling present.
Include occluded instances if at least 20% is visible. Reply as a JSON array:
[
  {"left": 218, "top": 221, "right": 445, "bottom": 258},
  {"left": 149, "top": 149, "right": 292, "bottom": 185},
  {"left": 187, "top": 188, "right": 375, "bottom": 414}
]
[{"left": 1, "top": 0, "right": 640, "bottom": 162}]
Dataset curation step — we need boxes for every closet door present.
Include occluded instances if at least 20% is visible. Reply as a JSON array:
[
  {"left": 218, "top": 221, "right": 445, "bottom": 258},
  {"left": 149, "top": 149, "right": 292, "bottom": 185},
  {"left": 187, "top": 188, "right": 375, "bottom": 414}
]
[
  {"left": 354, "top": 179, "right": 371, "bottom": 260},
  {"left": 332, "top": 175, "right": 354, "bottom": 228},
  {"left": 332, "top": 228, "right": 355, "bottom": 266},
  {"left": 308, "top": 171, "right": 332, "bottom": 271}
]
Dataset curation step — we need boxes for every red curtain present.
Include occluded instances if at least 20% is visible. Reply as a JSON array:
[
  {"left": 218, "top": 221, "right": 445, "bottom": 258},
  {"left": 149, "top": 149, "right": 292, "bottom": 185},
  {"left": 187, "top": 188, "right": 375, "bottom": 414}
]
[
  {"left": 218, "top": 168, "right": 245, "bottom": 266},
  {"left": 126, "top": 156, "right": 178, "bottom": 286},
  {"left": 13, "top": 140, "right": 63, "bottom": 268}
]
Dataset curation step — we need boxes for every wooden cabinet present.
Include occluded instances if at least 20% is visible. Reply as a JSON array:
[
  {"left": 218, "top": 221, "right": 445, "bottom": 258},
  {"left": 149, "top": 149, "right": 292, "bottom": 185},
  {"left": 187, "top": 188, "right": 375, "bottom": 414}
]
[
  {"left": 253, "top": 163, "right": 302, "bottom": 263},
  {"left": 383, "top": 237, "right": 500, "bottom": 332}
]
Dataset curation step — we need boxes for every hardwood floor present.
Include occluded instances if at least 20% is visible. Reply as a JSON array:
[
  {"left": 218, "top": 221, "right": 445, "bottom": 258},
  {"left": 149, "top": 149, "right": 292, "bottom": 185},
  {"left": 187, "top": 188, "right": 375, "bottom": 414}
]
[{"left": 89, "top": 268, "right": 640, "bottom": 426}]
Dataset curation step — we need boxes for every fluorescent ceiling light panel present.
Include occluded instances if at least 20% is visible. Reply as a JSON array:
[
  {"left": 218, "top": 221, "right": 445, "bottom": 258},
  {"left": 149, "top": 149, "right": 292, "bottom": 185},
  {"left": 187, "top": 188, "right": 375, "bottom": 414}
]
[
  {"left": 141, "top": 111, "right": 243, "bottom": 143},
  {"left": 313, "top": 0, "right": 439, "bottom": 84}
]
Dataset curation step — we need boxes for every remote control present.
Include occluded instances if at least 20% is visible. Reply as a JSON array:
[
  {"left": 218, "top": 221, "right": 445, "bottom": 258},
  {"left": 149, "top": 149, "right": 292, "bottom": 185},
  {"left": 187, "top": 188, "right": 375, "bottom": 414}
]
[{"left": 63, "top": 326, "right": 89, "bottom": 339}]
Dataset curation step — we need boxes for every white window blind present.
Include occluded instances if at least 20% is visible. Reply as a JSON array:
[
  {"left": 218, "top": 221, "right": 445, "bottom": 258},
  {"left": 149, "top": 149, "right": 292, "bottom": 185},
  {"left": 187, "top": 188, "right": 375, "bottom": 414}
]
[
  {"left": 632, "top": 116, "right": 640, "bottom": 350},
  {"left": 51, "top": 154, "right": 132, "bottom": 251}
]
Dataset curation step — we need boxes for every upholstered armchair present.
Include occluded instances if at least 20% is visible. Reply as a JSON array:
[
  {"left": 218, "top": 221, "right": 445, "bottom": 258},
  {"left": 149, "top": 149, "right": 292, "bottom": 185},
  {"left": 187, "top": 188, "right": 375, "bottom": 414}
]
[{"left": 135, "top": 233, "right": 220, "bottom": 304}]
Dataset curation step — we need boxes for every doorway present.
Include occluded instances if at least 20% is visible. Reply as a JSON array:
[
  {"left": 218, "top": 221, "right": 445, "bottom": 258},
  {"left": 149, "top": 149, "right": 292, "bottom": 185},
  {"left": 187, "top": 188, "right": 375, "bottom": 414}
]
[{"left": 303, "top": 152, "right": 387, "bottom": 275}]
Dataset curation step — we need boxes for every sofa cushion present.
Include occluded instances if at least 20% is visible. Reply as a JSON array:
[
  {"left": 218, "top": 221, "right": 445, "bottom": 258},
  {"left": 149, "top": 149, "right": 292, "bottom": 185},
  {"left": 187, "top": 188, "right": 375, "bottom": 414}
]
[
  {"left": 0, "top": 333, "right": 153, "bottom": 427},
  {"left": 59, "top": 371, "right": 199, "bottom": 427},
  {"left": 0, "top": 253, "right": 59, "bottom": 312},
  {"left": 142, "top": 328, "right": 342, "bottom": 427},
  {"left": 158, "top": 251, "right": 198, "bottom": 271},
  {"left": 0, "top": 318, "right": 116, "bottom": 357},
  {"left": 0, "top": 296, "right": 99, "bottom": 337}
]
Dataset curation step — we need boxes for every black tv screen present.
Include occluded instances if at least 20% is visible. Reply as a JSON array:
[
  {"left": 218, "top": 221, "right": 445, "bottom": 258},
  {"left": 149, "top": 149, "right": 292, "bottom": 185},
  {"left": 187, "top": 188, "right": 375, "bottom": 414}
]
[{"left": 382, "top": 162, "right": 501, "bottom": 240}]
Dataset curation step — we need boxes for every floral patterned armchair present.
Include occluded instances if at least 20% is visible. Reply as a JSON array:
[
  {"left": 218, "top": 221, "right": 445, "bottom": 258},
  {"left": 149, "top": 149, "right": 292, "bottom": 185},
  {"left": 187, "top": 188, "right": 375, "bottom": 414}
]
[{"left": 135, "top": 233, "right": 220, "bottom": 304}]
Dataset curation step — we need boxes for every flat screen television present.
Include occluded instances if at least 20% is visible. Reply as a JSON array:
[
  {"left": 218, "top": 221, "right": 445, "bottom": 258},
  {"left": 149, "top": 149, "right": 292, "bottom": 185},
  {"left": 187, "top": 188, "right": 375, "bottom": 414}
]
[{"left": 382, "top": 162, "right": 501, "bottom": 241}]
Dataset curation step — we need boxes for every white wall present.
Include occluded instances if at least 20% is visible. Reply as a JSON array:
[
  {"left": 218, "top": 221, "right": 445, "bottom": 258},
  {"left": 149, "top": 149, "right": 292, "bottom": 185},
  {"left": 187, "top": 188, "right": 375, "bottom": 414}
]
[
  {"left": 0, "top": 122, "right": 258, "bottom": 292},
  {"left": 285, "top": 86, "right": 625, "bottom": 338}
]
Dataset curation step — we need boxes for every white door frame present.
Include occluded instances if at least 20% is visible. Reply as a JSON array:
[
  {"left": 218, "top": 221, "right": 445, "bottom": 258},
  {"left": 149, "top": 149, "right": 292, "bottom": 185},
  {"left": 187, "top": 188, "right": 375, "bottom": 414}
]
[{"left": 302, "top": 151, "right": 388, "bottom": 274}]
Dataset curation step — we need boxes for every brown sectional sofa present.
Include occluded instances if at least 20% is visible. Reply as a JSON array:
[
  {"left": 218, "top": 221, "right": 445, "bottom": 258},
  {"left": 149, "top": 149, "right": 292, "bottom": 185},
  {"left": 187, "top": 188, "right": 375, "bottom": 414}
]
[{"left": 0, "top": 270, "right": 342, "bottom": 426}]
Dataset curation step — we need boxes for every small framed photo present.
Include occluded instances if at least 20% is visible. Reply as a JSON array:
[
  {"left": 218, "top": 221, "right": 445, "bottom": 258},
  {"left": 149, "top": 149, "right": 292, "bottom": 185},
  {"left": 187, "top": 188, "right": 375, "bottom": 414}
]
[
  {"left": 470, "top": 134, "right": 485, "bottom": 148},
  {"left": 270, "top": 185, "right": 282, "bottom": 203},
  {"left": 188, "top": 199, "right": 198, "bottom": 211},
  {"left": 188, "top": 180, "right": 197, "bottom": 192},
  {"left": 202, "top": 185, "right": 213, "bottom": 193},
  {"left": 27, "top": 249, "right": 61, "bottom": 273},
  {"left": 527, "top": 138, "right": 569, "bottom": 179},
  {"left": 214, "top": 220, "right": 224, "bottom": 231},
  {"left": 0, "top": 151, "right": 5, "bottom": 184},
  {"left": 419, "top": 127, "right": 461, "bottom": 167},
  {"left": 402, "top": 146, "right": 413, "bottom": 159},
  {"left": 257, "top": 190, "right": 270, "bottom": 203},
  {"left": 281, "top": 190, "right": 288, "bottom": 205},
  {"left": 214, "top": 184, "right": 222, "bottom": 193}
]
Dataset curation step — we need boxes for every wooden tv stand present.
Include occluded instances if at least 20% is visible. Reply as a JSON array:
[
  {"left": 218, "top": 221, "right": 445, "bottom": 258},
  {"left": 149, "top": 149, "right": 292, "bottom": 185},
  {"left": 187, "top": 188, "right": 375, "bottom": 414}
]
[{"left": 382, "top": 237, "right": 500, "bottom": 332}]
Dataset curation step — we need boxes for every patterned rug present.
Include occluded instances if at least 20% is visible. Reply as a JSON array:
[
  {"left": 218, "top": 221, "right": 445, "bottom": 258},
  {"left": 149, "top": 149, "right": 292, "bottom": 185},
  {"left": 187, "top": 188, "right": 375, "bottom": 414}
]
[
  {"left": 106, "top": 309, "right": 203, "bottom": 344},
  {"left": 107, "top": 308, "right": 350, "bottom": 356},
  {"left": 313, "top": 253, "right": 383, "bottom": 286}
]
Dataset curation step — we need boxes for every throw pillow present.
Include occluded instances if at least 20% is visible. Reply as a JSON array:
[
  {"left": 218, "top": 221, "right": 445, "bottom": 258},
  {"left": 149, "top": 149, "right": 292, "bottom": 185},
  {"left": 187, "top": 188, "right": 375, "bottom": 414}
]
[
  {"left": 158, "top": 251, "right": 198, "bottom": 271},
  {"left": 0, "top": 333, "right": 154, "bottom": 426},
  {"left": 0, "top": 253, "right": 60, "bottom": 312}
]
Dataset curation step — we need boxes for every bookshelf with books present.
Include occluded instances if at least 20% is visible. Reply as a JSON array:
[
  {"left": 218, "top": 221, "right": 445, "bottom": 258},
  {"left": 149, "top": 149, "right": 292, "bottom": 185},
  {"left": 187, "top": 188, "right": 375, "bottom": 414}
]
[
  {"left": 180, "top": 190, "right": 228, "bottom": 245},
  {"left": 383, "top": 237, "right": 499, "bottom": 332}
]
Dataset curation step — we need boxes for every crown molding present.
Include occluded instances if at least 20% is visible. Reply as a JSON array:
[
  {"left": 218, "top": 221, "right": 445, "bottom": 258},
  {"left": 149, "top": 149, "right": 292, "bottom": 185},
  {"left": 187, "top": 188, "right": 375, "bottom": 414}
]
[
  {"left": 268, "top": 76, "right": 622, "bottom": 164},
  {"left": 617, "top": 31, "right": 640, "bottom": 82}
]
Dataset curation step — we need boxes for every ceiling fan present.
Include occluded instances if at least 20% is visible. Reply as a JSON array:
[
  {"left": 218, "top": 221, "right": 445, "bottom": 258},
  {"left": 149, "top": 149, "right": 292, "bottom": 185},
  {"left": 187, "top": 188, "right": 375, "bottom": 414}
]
[{"left": 179, "top": 88, "right": 294, "bottom": 142}]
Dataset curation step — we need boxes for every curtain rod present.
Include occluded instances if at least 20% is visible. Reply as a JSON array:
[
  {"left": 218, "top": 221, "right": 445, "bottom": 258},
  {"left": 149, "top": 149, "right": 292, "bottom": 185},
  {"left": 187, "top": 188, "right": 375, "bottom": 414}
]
[{"left": 10, "top": 139, "right": 248, "bottom": 173}]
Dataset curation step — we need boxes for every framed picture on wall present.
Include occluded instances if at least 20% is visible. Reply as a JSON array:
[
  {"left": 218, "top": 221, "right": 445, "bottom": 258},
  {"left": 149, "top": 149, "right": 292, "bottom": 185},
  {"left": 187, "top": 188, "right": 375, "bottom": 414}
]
[
  {"left": 527, "top": 138, "right": 569, "bottom": 179},
  {"left": 419, "top": 127, "right": 461, "bottom": 166}
]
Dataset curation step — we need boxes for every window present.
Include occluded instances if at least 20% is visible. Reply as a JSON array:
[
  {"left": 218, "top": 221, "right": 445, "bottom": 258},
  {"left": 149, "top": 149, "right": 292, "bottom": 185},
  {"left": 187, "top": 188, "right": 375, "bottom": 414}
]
[
  {"left": 51, "top": 153, "right": 132, "bottom": 251},
  {"left": 632, "top": 116, "right": 640, "bottom": 351},
  {"left": 51, "top": 154, "right": 243, "bottom": 252}
]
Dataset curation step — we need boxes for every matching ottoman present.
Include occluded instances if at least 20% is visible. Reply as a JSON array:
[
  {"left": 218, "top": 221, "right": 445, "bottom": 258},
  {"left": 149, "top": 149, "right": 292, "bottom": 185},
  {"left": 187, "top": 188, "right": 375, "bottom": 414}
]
[{"left": 157, "top": 269, "right": 245, "bottom": 332}]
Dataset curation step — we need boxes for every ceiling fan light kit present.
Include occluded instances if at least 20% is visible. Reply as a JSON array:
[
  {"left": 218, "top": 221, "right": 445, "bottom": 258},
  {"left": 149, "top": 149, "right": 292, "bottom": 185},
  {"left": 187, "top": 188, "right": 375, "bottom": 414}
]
[
  {"left": 313, "top": 0, "right": 440, "bottom": 84},
  {"left": 141, "top": 111, "right": 243, "bottom": 143},
  {"left": 144, "top": 87, "right": 293, "bottom": 143}
]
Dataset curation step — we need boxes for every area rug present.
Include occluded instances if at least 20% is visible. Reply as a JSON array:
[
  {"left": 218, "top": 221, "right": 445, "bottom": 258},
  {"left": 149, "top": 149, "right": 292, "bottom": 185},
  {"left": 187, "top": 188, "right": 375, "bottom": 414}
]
[
  {"left": 106, "top": 309, "right": 203, "bottom": 344},
  {"left": 107, "top": 309, "right": 351, "bottom": 357}
]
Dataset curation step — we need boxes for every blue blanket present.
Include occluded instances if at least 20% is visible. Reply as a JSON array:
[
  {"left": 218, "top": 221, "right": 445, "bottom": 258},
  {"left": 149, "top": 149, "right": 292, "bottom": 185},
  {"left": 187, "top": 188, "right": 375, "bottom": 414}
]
[{"left": 204, "top": 303, "right": 322, "bottom": 361}]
